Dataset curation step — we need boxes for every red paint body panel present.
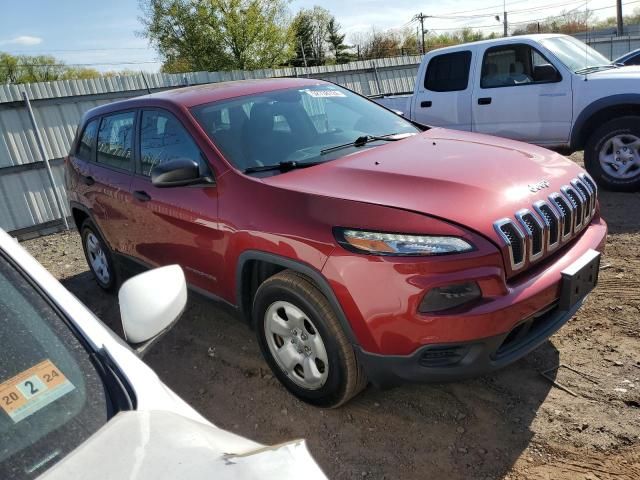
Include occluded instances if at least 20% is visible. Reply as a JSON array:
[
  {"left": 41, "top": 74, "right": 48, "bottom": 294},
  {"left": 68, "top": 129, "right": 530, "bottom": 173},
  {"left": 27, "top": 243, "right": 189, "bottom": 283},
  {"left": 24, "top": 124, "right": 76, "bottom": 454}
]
[{"left": 66, "top": 78, "right": 608, "bottom": 364}]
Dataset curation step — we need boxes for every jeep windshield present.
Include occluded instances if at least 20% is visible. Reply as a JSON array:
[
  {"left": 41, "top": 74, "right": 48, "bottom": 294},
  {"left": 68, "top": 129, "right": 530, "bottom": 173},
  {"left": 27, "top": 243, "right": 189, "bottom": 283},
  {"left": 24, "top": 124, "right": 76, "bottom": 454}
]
[
  {"left": 191, "top": 84, "right": 420, "bottom": 174},
  {"left": 539, "top": 36, "right": 612, "bottom": 73}
]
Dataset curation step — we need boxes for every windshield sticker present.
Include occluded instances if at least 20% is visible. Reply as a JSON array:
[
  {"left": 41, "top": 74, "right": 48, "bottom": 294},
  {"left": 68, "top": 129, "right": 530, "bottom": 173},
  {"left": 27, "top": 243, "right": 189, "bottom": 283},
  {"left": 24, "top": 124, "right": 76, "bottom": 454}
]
[
  {"left": 0, "top": 359, "right": 75, "bottom": 423},
  {"left": 303, "top": 89, "right": 346, "bottom": 98}
]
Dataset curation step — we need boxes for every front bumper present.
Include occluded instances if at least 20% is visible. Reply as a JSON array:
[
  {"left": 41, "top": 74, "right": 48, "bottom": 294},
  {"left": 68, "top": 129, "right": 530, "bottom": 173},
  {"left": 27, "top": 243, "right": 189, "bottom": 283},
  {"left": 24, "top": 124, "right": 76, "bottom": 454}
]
[{"left": 357, "top": 298, "right": 583, "bottom": 387}]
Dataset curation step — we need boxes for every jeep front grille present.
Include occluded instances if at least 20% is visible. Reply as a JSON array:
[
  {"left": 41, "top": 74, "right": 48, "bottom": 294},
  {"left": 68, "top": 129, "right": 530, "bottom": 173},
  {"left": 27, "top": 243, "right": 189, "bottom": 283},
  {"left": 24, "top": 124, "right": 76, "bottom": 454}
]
[{"left": 493, "top": 174, "right": 597, "bottom": 272}]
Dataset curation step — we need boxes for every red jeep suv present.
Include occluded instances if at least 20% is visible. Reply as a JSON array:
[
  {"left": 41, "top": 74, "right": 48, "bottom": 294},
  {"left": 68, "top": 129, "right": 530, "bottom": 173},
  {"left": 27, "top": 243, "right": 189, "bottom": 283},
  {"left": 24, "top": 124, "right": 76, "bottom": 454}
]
[{"left": 66, "top": 78, "right": 607, "bottom": 407}]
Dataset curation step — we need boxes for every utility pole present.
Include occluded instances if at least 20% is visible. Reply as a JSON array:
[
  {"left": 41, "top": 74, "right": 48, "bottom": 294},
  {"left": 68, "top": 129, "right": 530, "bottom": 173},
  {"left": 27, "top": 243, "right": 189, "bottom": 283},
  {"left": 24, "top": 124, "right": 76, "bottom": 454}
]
[
  {"left": 503, "top": 0, "right": 508, "bottom": 37},
  {"left": 415, "top": 13, "right": 427, "bottom": 54},
  {"left": 616, "top": 0, "right": 624, "bottom": 36}
]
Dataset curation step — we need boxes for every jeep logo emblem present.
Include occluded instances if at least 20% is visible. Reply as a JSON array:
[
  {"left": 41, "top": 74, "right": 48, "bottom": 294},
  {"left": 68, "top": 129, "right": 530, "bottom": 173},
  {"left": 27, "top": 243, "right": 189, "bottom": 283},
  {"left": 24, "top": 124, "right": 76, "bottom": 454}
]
[{"left": 528, "top": 180, "right": 550, "bottom": 193}]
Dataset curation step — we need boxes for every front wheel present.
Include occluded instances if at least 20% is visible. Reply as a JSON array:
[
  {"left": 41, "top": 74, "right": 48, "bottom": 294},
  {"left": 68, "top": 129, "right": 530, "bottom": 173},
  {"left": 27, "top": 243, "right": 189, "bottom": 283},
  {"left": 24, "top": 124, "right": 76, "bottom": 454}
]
[
  {"left": 584, "top": 116, "right": 640, "bottom": 191},
  {"left": 253, "top": 270, "right": 367, "bottom": 408}
]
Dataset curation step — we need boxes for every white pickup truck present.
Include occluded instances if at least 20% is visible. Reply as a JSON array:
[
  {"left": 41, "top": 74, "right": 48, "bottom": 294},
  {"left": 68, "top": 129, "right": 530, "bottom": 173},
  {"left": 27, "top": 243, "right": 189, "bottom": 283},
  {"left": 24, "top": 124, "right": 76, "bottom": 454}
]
[{"left": 374, "top": 34, "right": 640, "bottom": 191}]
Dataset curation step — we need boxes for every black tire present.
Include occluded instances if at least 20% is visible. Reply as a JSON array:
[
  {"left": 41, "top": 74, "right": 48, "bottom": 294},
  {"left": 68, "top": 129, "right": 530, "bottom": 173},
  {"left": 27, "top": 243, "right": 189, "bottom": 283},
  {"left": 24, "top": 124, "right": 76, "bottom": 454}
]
[
  {"left": 584, "top": 116, "right": 640, "bottom": 192},
  {"left": 80, "top": 219, "right": 118, "bottom": 292},
  {"left": 253, "top": 270, "right": 367, "bottom": 408}
]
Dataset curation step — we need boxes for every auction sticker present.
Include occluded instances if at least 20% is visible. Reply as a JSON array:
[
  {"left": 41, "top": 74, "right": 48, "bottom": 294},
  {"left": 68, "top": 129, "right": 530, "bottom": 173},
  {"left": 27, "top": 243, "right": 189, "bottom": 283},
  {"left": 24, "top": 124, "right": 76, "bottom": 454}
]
[
  {"left": 0, "top": 359, "right": 75, "bottom": 423},
  {"left": 303, "top": 89, "right": 346, "bottom": 98}
]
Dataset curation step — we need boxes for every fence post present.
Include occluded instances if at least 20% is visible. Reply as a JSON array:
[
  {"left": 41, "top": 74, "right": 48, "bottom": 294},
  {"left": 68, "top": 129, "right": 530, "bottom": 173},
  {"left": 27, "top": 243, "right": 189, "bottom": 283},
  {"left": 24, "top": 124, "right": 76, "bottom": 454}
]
[
  {"left": 21, "top": 91, "right": 69, "bottom": 230},
  {"left": 371, "top": 59, "right": 383, "bottom": 96}
]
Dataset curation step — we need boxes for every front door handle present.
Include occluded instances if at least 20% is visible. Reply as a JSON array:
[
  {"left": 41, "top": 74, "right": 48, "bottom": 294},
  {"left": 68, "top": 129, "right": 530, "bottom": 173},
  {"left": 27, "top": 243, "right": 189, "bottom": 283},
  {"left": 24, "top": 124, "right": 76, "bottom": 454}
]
[
  {"left": 81, "top": 175, "right": 95, "bottom": 186},
  {"left": 133, "top": 190, "right": 151, "bottom": 202},
  {"left": 421, "top": 100, "right": 432, "bottom": 108},
  {"left": 478, "top": 97, "right": 492, "bottom": 105}
]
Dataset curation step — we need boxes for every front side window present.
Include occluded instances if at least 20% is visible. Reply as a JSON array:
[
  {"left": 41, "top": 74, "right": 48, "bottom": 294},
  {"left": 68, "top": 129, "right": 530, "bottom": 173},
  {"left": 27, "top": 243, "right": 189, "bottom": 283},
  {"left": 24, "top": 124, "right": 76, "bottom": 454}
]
[
  {"left": 424, "top": 51, "right": 472, "bottom": 92},
  {"left": 0, "top": 255, "right": 109, "bottom": 479},
  {"left": 75, "top": 119, "right": 98, "bottom": 162},
  {"left": 96, "top": 112, "right": 135, "bottom": 171},
  {"left": 139, "top": 110, "right": 202, "bottom": 177},
  {"left": 191, "top": 85, "right": 420, "bottom": 173},
  {"left": 481, "top": 44, "right": 561, "bottom": 88}
]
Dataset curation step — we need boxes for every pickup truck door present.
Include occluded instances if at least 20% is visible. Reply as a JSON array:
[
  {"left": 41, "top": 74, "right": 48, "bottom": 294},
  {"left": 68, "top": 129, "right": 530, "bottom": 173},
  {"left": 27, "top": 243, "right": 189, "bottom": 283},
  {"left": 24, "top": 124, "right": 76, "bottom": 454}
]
[
  {"left": 410, "top": 49, "right": 474, "bottom": 130},
  {"left": 471, "top": 42, "right": 573, "bottom": 146}
]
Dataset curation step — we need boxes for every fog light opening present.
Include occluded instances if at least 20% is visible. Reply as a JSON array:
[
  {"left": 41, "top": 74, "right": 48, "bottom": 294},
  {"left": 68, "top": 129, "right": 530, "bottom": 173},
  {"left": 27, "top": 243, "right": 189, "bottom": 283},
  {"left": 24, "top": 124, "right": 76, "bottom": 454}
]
[{"left": 419, "top": 282, "right": 482, "bottom": 313}]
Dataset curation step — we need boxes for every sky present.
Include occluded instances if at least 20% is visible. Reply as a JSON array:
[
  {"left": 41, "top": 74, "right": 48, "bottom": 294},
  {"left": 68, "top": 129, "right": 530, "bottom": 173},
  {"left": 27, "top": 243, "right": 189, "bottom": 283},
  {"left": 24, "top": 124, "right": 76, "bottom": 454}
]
[{"left": 0, "top": 0, "right": 632, "bottom": 72}]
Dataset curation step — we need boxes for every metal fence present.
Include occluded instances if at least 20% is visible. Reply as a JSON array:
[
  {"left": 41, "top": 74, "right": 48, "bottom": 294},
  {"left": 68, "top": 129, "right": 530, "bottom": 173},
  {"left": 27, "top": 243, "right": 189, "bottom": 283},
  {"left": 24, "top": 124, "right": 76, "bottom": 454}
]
[
  {"left": 0, "top": 56, "right": 420, "bottom": 237},
  {"left": 1, "top": 33, "right": 639, "bottom": 238}
]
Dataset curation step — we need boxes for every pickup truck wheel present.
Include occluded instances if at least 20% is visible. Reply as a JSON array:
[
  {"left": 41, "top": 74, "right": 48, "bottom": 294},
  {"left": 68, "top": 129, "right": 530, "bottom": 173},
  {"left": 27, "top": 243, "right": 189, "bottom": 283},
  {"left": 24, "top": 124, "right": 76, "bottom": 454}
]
[
  {"left": 253, "top": 270, "right": 367, "bottom": 407},
  {"left": 80, "top": 220, "right": 118, "bottom": 292},
  {"left": 585, "top": 116, "right": 640, "bottom": 191}
]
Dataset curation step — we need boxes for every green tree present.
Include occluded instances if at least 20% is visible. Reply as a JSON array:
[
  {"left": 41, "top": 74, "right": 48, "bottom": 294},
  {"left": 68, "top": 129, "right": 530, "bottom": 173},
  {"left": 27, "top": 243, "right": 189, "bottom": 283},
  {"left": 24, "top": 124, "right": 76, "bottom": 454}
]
[
  {"left": 139, "top": 0, "right": 294, "bottom": 72},
  {"left": 326, "top": 17, "right": 351, "bottom": 64},
  {"left": 0, "top": 52, "right": 100, "bottom": 84},
  {"left": 291, "top": 10, "right": 315, "bottom": 66}
]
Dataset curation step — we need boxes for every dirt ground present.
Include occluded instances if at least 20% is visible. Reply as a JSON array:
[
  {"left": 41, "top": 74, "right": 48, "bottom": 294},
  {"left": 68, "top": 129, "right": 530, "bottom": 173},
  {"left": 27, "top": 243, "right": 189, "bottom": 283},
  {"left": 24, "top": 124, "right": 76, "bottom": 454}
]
[{"left": 22, "top": 153, "right": 640, "bottom": 480}]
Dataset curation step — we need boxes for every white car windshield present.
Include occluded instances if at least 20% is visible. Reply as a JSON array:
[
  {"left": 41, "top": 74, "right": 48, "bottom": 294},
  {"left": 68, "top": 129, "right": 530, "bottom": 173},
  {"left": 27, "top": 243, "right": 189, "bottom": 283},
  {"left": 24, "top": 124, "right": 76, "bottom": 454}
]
[
  {"left": 539, "top": 36, "right": 612, "bottom": 73},
  {"left": 0, "top": 255, "right": 110, "bottom": 479}
]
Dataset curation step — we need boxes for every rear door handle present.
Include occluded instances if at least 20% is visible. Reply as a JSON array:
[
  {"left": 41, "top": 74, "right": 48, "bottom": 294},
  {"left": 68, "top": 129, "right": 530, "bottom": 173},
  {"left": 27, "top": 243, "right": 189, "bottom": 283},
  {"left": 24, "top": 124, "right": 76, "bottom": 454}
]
[
  {"left": 478, "top": 97, "right": 492, "bottom": 105},
  {"left": 81, "top": 175, "right": 95, "bottom": 186},
  {"left": 133, "top": 190, "right": 151, "bottom": 202},
  {"left": 421, "top": 100, "right": 432, "bottom": 108}
]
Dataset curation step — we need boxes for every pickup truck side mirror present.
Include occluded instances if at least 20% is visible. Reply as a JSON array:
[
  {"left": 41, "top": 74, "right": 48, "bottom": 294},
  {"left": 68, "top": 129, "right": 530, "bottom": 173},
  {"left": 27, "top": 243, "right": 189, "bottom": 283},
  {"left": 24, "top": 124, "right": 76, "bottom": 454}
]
[
  {"left": 151, "top": 157, "right": 212, "bottom": 188},
  {"left": 118, "top": 265, "right": 187, "bottom": 354},
  {"left": 533, "top": 64, "right": 561, "bottom": 83}
]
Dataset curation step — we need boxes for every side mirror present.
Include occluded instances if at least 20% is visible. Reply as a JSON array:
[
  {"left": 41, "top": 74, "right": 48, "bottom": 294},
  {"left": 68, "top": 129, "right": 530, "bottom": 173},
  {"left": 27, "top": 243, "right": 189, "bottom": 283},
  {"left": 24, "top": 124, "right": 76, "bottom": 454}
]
[
  {"left": 533, "top": 64, "right": 560, "bottom": 83},
  {"left": 391, "top": 109, "right": 405, "bottom": 117},
  {"left": 118, "top": 265, "right": 187, "bottom": 354},
  {"left": 151, "top": 157, "right": 210, "bottom": 188}
]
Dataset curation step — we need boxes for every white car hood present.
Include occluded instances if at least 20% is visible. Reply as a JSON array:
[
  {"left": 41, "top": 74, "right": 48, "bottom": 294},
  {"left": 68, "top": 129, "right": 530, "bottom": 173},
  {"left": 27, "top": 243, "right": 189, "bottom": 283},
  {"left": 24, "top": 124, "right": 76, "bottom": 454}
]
[
  {"left": 40, "top": 410, "right": 327, "bottom": 480},
  {"left": 586, "top": 65, "right": 640, "bottom": 78}
]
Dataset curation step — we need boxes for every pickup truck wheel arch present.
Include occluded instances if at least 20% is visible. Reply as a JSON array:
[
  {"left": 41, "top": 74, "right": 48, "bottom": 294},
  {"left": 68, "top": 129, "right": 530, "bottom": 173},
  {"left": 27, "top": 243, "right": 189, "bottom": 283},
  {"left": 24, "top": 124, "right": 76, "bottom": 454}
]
[
  {"left": 571, "top": 95, "right": 640, "bottom": 151},
  {"left": 236, "top": 251, "right": 358, "bottom": 346}
]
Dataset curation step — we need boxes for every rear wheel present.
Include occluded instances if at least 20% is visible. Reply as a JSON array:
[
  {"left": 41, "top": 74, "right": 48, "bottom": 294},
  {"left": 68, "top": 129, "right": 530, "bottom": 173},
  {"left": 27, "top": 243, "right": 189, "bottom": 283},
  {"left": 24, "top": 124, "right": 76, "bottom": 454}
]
[
  {"left": 80, "top": 220, "right": 118, "bottom": 292},
  {"left": 253, "top": 270, "right": 367, "bottom": 407},
  {"left": 584, "top": 116, "right": 640, "bottom": 191}
]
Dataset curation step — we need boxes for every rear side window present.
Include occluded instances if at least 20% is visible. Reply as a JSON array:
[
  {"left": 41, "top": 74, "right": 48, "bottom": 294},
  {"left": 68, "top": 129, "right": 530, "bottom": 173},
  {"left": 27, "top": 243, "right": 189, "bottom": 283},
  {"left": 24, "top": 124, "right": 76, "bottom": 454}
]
[
  {"left": 75, "top": 119, "right": 98, "bottom": 162},
  {"left": 424, "top": 51, "right": 472, "bottom": 92},
  {"left": 139, "top": 110, "right": 203, "bottom": 177},
  {"left": 96, "top": 112, "right": 135, "bottom": 171}
]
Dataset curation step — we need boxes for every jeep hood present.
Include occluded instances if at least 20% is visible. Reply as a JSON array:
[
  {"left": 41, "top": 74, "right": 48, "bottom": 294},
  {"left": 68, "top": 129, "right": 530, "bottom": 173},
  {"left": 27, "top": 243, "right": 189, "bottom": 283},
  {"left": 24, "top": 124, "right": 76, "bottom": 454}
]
[
  {"left": 40, "top": 410, "right": 326, "bottom": 480},
  {"left": 264, "top": 128, "right": 585, "bottom": 240}
]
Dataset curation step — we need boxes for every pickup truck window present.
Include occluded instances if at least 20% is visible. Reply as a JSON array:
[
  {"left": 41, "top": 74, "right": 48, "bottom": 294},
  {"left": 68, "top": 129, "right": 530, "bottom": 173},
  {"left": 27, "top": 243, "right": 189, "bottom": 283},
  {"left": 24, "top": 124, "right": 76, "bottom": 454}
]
[
  {"left": 424, "top": 51, "right": 472, "bottom": 92},
  {"left": 481, "top": 44, "right": 560, "bottom": 89}
]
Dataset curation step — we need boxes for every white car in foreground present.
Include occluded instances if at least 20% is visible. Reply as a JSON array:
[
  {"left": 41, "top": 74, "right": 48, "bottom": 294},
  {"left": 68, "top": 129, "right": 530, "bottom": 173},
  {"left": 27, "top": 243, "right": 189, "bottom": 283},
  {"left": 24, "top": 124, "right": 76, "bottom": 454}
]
[{"left": 0, "top": 228, "right": 326, "bottom": 480}]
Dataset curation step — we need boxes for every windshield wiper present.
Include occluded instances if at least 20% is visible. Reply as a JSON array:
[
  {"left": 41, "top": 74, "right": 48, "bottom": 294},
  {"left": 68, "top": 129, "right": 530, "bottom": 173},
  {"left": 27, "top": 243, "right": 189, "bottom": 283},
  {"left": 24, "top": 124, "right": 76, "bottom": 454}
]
[
  {"left": 320, "top": 133, "right": 404, "bottom": 155},
  {"left": 575, "top": 64, "right": 617, "bottom": 74},
  {"left": 244, "top": 161, "right": 324, "bottom": 174}
]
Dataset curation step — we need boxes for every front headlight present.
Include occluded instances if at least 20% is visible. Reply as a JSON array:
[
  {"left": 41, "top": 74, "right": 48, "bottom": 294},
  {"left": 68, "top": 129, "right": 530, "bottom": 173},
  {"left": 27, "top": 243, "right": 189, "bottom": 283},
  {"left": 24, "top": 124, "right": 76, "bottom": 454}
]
[{"left": 335, "top": 228, "right": 475, "bottom": 256}]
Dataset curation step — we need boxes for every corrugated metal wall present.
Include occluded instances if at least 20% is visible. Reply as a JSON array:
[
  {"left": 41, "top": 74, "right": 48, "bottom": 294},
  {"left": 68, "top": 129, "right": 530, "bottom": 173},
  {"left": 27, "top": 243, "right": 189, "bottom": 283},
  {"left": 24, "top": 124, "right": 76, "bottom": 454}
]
[{"left": 0, "top": 56, "right": 420, "bottom": 235}]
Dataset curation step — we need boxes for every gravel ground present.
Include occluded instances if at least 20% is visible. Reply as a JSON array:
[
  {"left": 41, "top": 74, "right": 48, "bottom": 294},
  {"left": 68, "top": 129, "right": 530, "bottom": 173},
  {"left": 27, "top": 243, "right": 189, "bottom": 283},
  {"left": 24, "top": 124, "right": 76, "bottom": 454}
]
[{"left": 22, "top": 153, "right": 640, "bottom": 479}]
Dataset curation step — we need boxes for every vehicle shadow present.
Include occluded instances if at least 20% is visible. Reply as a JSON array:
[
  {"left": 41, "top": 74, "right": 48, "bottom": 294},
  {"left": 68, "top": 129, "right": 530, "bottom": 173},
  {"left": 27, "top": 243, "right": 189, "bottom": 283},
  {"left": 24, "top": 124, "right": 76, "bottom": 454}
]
[
  {"left": 61, "top": 270, "right": 559, "bottom": 480},
  {"left": 597, "top": 189, "right": 640, "bottom": 234}
]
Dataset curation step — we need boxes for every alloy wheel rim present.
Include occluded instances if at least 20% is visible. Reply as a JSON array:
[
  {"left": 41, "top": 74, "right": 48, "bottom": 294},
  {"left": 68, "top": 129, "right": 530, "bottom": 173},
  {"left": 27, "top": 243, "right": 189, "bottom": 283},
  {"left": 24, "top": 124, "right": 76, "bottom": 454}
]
[
  {"left": 86, "top": 232, "right": 110, "bottom": 285},
  {"left": 264, "top": 301, "right": 329, "bottom": 390},
  {"left": 599, "top": 133, "right": 640, "bottom": 180}
]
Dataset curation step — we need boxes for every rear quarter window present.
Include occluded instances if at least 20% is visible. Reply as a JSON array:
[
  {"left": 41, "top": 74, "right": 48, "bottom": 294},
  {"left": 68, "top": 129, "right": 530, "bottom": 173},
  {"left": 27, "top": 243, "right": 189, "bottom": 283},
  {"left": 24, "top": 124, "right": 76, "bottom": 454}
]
[{"left": 75, "top": 119, "right": 98, "bottom": 162}]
